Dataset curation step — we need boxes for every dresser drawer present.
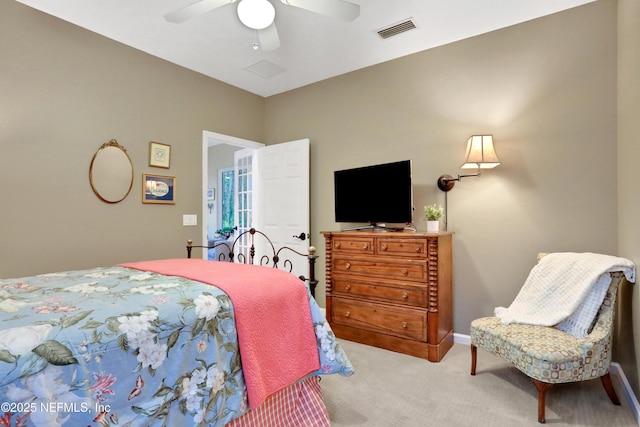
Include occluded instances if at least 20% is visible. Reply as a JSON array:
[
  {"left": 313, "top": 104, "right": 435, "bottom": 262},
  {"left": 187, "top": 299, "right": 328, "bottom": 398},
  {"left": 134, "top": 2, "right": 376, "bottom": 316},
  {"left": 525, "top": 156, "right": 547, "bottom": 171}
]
[
  {"left": 332, "top": 256, "right": 427, "bottom": 282},
  {"left": 377, "top": 238, "right": 428, "bottom": 258},
  {"left": 331, "top": 236, "right": 375, "bottom": 254},
  {"left": 331, "top": 297, "right": 427, "bottom": 341},
  {"left": 332, "top": 277, "right": 427, "bottom": 307}
]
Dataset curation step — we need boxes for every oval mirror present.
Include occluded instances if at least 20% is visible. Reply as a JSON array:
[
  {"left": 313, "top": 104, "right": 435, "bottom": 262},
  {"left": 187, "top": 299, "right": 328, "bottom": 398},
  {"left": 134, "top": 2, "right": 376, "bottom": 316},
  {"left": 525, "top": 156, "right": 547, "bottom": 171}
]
[{"left": 89, "top": 139, "right": 134, "bottom": 204}]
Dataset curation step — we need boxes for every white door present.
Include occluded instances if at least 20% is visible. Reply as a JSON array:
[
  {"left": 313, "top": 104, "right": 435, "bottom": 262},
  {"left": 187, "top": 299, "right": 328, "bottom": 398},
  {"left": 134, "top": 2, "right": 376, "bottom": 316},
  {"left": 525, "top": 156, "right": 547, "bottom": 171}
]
[
  {"left": 254, "top": 139, "right": 310, "bottom": 280},
  {"left": 233, "top": 148, "right": 255, "bottom": 261}
]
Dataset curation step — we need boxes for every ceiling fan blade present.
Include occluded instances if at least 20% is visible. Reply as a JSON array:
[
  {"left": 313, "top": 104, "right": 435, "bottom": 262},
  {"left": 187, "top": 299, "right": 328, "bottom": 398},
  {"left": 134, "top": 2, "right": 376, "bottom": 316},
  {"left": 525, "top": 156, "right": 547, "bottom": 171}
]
[
  {"left": 280, "top": 0, "right": 360, "bottom": 22},
  {"left": 164, "top": 0, "right": 236, "bottom": 23},
  {"left": 258, "top": 23, "right": 281, "bottom": 51}
]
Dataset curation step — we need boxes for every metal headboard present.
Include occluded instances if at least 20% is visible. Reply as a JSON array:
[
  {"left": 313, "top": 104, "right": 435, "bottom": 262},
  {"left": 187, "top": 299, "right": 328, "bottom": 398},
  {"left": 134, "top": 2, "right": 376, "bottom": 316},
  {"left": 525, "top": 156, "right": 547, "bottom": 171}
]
[{"left": 187, "top": 228, "right": 318, "bottom": 298}]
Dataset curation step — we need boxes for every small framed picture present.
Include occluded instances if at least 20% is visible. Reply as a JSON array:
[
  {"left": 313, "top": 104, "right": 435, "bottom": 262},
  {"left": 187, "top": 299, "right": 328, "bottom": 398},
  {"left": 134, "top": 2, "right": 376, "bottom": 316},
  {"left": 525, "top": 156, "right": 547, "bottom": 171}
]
[
  {"left": 149, "top": 141, "right": 171, "bottom": 168},
  {"left": 142, "top": 174, "right": 175, "bottom": 204}
]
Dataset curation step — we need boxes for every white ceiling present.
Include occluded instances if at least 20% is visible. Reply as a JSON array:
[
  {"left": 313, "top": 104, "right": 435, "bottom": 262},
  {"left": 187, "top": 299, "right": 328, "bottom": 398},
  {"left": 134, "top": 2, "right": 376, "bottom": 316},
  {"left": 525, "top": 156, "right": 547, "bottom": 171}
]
[{"left": 16, "top": 0, "right": 594, "bottom": 97}]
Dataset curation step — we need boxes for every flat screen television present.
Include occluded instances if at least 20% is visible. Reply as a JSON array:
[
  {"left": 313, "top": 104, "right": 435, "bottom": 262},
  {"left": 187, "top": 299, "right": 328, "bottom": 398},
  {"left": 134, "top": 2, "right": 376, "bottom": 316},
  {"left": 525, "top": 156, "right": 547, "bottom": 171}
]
[{"left": 334, "top": 160, "right": 413, "bottom": 230}]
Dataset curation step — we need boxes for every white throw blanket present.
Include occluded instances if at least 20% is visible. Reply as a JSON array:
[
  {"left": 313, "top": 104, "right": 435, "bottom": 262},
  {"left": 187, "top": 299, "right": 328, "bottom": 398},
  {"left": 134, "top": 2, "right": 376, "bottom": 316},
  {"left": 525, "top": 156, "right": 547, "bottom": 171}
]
[{"left": 495, "top": 252, "right": 635, "bottom": 338}]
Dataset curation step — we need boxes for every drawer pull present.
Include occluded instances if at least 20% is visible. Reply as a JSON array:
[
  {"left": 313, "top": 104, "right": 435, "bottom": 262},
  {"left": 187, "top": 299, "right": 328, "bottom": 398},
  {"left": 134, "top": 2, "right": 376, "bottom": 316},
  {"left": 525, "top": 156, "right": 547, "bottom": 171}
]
[
  {"left": 415, "top": 246, "right": 422, "bottom": 253},
  {"left": 335, "top": 242, "right": 341, "bottom": 249},
  {"left": 402, "top": 292, "right": 408, "bottom": 300},
  {"left": 401, "top": 322, "right": 408, "bottom": 329},
  {"left": 345, "top": 262, "right": 351, "bottom": 270},
  {"left": 363, "top": 243, "right": 369, "bottom": 250},
  {"left": 401, "top": 268, "right": 408, "bottom": 275},
  {"left": 345, "top": 284, "right": 351, "bottom": 291},
  {"left": 345, "top": 311, "right": 350, "bottom": 318},
  {"left": 381, "top": 243, "right": 388, "bottom": 251}
]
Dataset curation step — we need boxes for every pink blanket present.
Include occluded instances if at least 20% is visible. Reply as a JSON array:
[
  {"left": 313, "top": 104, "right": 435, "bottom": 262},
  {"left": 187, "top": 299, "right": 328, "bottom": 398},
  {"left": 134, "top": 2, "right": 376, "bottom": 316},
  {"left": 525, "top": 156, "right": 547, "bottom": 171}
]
[{"left": 121, "top": 259, "right": 320, "bottom": 409}]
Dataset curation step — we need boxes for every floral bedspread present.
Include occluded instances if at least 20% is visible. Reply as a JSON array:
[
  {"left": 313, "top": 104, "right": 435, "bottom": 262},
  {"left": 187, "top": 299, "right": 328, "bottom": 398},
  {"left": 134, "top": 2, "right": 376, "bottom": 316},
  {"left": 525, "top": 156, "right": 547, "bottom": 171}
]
[{"left": 0, "top": 266, "right": 353, "bottom": 427}]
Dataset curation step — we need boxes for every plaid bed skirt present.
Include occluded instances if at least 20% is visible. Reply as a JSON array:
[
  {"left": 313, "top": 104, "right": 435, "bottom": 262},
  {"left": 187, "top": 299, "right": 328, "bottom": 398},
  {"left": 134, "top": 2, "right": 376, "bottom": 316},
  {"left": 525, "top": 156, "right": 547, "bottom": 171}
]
[{"left": 227, "top": 376, "right": 329, "bottom": 426}]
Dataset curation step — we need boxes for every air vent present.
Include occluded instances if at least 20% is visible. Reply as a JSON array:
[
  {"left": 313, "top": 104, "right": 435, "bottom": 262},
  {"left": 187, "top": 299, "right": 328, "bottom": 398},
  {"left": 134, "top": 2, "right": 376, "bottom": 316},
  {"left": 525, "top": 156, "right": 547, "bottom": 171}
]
[
  {"left": 376, "top": 18, "right": 417, "bottom": 39},
  {"left": 244, "top": 60, "right": 285, "bottom": 79}
]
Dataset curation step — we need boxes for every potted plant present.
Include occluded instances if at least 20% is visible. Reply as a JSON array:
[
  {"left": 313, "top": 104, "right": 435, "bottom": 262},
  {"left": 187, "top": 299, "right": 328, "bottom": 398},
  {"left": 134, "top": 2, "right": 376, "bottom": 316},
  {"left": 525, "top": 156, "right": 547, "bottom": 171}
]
[{"left": 424, "top": 204, "right": 444, "bottom": 232}]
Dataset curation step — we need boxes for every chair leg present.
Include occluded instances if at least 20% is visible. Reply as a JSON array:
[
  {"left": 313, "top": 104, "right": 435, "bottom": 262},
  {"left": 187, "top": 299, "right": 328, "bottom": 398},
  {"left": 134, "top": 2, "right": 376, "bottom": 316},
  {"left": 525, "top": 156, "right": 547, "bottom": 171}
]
[
  {"left": 470, "top": 344, "right": 477, "bottom": 375},
  {"left": 600, "top": 373, "right": 621, "bottom": 405},
  {"left": 532, "top": 379, "right": 553, "bottom": 424}
]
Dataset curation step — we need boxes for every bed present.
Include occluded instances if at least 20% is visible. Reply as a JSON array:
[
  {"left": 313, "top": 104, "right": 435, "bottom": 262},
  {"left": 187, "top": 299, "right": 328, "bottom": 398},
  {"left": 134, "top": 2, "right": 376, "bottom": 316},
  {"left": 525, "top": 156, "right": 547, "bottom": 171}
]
[{"left": 0, "top": 229, "right": 353, "bottom": 427}]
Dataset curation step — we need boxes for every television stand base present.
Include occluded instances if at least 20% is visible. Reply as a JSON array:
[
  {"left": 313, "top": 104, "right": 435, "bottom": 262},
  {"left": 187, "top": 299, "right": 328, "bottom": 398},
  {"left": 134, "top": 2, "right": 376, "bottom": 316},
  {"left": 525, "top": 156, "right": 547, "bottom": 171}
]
[{"left": 341, "top": 223, "right": 405, "bottom": 232}]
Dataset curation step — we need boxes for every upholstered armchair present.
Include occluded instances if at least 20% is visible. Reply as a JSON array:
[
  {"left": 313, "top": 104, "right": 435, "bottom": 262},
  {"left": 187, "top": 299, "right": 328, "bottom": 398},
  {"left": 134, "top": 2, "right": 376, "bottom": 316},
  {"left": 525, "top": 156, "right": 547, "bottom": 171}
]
[{"left": 470, "top": 253, "right": 631, "bottom": 424}]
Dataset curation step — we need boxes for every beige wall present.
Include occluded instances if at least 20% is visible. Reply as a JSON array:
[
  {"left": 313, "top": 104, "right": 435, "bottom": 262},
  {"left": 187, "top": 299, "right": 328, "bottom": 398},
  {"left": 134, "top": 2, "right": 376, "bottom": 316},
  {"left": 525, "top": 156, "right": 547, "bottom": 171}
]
[
  {"left": 617, "top": 0, "right": 640, "bottom": 398},
  {"left": 4, "top": 0, "right": 639, "bottom": 403},
  {"left": 0, "top": 1, "right": 264, "bottom": 277},
  {"left": 265, "top": 0, "right": 618, "bottom": 332}
]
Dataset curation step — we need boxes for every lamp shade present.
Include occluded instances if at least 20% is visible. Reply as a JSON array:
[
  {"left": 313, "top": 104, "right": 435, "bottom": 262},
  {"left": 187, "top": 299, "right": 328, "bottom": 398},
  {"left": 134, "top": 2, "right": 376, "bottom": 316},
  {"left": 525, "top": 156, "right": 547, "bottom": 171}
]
[
  {"left": 237, "top": 0, "right": 275, "bottom": 30},
  {"left": 460, "top": 135, "right": 500, "bottom": 169}
]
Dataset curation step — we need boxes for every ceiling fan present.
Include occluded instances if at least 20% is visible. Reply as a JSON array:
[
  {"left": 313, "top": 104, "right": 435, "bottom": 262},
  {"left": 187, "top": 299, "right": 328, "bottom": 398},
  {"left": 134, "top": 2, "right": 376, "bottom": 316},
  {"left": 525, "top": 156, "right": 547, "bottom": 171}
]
[{"left": 164, "top": 0, "right": 360, "bottom": 51}]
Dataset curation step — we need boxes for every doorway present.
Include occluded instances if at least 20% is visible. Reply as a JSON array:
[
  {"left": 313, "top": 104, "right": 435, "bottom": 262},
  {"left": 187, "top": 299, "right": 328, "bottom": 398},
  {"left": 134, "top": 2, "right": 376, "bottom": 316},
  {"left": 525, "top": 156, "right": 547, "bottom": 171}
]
[
  {"left": 201, "top": 131, "right": 264, "bottom": 255},
  {"left": 201, "top": 132, "right": 311, "bottom": 282}
]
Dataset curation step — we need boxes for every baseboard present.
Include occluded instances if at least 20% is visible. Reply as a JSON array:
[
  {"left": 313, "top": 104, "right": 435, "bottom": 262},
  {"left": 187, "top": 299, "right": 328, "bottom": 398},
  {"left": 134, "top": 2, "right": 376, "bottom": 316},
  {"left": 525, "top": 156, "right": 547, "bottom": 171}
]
[
  {"left": 610, "top": 362, "right": 640, "bottom": 425},
  {"left": 453, "top": 332, "right": 470, "bottom": 346},
  {"left": 454, "top": 333, "right": 640, "bottom": 426}
]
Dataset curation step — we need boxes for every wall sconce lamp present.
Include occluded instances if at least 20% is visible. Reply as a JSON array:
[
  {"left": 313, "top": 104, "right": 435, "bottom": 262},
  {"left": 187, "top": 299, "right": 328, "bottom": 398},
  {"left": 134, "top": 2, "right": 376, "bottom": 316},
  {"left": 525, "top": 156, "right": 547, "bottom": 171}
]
[{"left": 437, "top": 135, "right": 501, "bottom": 192}]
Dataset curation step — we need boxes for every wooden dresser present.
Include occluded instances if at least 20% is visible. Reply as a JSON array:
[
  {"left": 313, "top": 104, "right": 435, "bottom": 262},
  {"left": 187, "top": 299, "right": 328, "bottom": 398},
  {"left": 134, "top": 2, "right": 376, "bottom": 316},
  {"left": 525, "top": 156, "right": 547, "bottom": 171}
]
[{"left": 322, "top": 230, "right": 453, "bottom": 362}]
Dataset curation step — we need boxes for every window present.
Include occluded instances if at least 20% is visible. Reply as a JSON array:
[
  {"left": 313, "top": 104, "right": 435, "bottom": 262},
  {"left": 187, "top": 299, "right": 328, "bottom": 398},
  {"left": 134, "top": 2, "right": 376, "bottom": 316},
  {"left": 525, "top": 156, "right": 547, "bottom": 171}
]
[
  {"left": 236, "top": 155, "right": 253, "bottom": 232},
  {"left": 219, "top": 168, "right": 235, "bottom": 233}
]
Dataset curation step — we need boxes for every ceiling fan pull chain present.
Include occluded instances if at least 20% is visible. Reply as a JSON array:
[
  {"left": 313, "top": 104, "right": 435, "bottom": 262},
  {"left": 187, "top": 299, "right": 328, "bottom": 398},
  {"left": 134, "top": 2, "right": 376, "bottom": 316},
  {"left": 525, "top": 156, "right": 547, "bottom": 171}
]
[{"left": 252, "top": 30, "right": 260, "bottom": 50}]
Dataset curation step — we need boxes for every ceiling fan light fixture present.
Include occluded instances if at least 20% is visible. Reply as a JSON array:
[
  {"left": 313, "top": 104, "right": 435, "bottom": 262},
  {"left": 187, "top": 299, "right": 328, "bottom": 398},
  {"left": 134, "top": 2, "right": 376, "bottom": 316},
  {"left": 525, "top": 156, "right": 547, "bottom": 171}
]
[{"left": 237, "top": 0, "right": 275, "bottom": 30}]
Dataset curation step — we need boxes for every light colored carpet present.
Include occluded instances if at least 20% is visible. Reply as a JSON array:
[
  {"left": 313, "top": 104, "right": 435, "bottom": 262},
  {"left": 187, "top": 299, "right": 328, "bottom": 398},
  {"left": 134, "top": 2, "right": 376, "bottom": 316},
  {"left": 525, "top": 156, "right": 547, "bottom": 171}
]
[{"left": 321, "top": 339, "right": 637, "bottom": 426}]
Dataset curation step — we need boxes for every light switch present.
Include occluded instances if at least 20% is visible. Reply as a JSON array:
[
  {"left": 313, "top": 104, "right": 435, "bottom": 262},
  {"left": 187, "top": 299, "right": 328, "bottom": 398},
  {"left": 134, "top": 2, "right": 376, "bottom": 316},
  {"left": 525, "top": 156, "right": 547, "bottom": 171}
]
[{"left": 182, "top": 214, "right": 197, "bottom": 226}]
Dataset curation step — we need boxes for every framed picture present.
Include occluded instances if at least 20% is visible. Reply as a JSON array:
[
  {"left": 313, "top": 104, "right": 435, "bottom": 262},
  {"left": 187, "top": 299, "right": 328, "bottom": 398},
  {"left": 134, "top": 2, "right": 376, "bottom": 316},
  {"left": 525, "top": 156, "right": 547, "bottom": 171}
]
[
  {"left": 149, "top": 141, "right": 171, "bottom": 168},
  {"left": 142, "top": 174, "right": 175, "bottom": 204}
]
